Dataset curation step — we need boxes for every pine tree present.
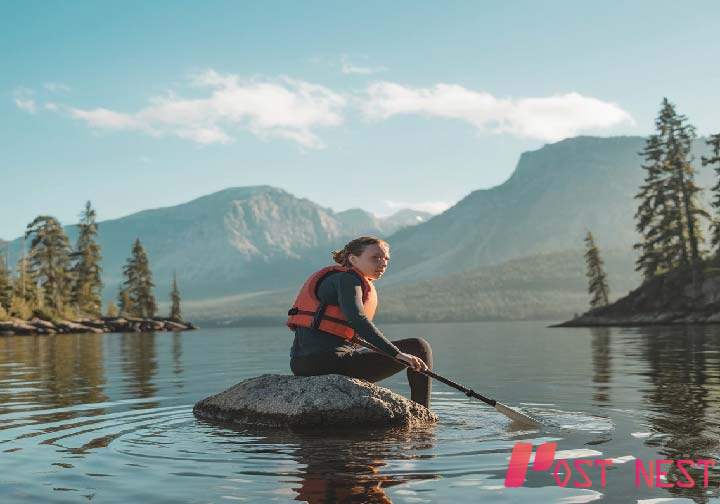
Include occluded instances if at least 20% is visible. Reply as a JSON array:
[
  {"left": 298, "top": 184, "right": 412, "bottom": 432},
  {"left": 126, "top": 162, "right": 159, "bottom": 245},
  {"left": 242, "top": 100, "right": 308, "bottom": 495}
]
[
  {"left": 662, "top": 100, "right": 707, "bottom": 271},
  {"left": 584, "top": 231, "right": 610, "bottom": 309},
  {"left": 13, "top": 243, "right": 39, "bottom": 309},
  {"left": 70, "top": 201, "right": 103, "bottom": 316},
  {"left": 117, "top": 286, "right": 134, "bottom": 317},
  {"left": 702, "top": 133, "right": 720, "bottom": 253},
  {"left": 25, "top": 216, "right": 73, "bottom": 313},
  {"left": 169, "top": 271, "right": 182, "bottom": 321},
  {"left": 0, "top": 251, "right": 12, "bottom": 312},
  {"left": 635, "top": 134, "right": 670, "bottom": 278},
  {"left": 633, "top": 98, "right": 709, "bottom": 281},
  {"left": 121, "top": 238, "right": 157, "bottom": 318}
]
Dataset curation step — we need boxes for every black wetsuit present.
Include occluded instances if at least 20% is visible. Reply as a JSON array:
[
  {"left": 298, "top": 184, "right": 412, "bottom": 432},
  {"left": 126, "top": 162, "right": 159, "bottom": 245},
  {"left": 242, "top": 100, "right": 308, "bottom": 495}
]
[{"left": 289, "top": 270, "right": 433, "bottom": 407}]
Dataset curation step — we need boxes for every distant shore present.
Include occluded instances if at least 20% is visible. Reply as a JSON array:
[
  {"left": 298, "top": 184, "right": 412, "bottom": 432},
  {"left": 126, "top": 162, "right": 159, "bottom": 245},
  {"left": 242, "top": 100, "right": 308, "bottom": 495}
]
[
  {"left": 555, "top": 265, "right": 720, "bottom": 328},
  {"left": 0, "top": 316, "right": 197, "bottom": 336}
]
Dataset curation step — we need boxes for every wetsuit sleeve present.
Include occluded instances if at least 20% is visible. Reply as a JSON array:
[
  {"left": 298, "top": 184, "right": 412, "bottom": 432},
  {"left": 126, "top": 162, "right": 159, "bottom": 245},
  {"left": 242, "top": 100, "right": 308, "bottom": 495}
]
[{"left": 335, "top": 272, "right": 401, "bottom": 357}]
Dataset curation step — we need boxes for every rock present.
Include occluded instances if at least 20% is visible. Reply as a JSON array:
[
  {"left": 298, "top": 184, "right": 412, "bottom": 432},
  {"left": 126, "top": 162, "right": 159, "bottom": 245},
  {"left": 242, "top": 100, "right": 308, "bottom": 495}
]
[
  {"left": 55, "top": 320, "right": 104, "bottom": 334},
  {"left": 10, "top": 321, "right": 36, "bottom": 335},
  {"left": 165, "top": 321, "right": 188, "bottom": 331},
  {"left": 193, "top": 374, "right": 437, "bottom": 428},
  {"left": 30, "top": 319, "right": 56, "bottom": 330}
]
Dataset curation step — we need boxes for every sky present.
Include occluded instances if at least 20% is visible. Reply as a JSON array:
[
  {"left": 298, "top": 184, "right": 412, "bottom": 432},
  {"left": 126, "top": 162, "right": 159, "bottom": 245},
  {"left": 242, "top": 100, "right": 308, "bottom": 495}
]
[{"left": 2, "top": 0, "right": 719, "bottom": 240}]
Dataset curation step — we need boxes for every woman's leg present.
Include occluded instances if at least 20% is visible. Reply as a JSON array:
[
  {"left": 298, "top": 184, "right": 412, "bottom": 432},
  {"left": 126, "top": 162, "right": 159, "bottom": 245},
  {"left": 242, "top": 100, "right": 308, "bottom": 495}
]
[
  {"left": 290, "top": 338, "right": 434, "bottom": 407},
  {"left": 336, "top": 338, "right": 433, "bottom": 408}
]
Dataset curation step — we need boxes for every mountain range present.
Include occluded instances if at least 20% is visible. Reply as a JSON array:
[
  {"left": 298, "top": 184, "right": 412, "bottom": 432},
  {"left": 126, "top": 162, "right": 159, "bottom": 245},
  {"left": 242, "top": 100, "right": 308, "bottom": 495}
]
[
  {"left": 3, "top": 188, "right": 429, "bottom": 298},
  {"left": 3, "top": 134, "right": 717, "bottom": 322}
]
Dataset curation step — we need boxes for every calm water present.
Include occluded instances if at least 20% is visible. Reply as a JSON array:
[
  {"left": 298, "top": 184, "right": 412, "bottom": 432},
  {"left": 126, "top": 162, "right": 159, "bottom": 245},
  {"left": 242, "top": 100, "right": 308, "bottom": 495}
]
[{"left": 1, "top": 322, "right": 720, "bottom": 503}]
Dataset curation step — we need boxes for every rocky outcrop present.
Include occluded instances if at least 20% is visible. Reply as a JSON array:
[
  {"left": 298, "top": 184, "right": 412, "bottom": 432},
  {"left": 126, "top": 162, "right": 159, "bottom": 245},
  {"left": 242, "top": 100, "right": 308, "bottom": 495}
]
[
  {"left": 0, "top": 316, "right": 197, "bottom": 336},
  {"left": 193, "top": 374, "right": 438, "bottom": 428},
  {"left": 557, "top": 266, "right": 720, "bottom": 327}
]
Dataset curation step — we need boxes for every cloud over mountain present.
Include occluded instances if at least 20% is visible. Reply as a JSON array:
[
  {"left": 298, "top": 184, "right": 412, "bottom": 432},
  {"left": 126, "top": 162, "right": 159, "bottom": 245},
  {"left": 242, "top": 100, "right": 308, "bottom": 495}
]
[
  {"left": 362, "top": 82, "right": 634, "bottom": 141},
  {"left": 66, "top": 70, "right": 347, "bottom": 148}
]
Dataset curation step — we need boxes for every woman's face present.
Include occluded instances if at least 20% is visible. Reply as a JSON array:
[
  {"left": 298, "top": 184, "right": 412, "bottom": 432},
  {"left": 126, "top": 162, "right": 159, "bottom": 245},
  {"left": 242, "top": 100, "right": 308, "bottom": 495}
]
[{"left": 349, "top": 243, "right": 390, "bottom": 281}]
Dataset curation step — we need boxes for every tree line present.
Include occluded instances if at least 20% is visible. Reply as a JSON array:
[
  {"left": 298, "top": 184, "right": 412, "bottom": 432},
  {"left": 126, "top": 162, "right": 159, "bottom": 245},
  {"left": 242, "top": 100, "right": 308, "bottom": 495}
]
[
  {"left": 0, "top": 202, "right": 183, "bottom": 322},
  {"left": 585, "top": 98, "right": 720, "bottom": 309}
]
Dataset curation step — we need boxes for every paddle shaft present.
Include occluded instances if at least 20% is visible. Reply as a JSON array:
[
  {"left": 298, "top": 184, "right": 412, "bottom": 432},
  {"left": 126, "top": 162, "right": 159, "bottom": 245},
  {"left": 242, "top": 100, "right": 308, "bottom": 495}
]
[{"left": 350, "top": 336, "right": 497, "bottom": 407}]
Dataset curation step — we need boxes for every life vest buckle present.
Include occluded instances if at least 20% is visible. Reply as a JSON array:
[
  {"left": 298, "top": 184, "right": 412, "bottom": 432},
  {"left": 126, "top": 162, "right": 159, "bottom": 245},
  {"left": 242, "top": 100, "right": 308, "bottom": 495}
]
[{"left": 311, "top": 303, "right": 327, "bottom": 329}]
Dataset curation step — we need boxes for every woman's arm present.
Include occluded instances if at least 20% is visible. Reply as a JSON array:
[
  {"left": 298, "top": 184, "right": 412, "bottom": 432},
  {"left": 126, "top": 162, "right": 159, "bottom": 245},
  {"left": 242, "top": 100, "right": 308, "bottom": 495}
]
[{"left": 334, "top": 272, "right": 401, "bottom": 357}]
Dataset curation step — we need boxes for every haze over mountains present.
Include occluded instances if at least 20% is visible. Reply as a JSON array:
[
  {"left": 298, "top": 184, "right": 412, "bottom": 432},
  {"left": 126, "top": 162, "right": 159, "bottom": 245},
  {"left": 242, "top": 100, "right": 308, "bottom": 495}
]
[
  {"left": 384, "top": 135, "right": 714, "bottom": 285},
  {"left": 3, "top": 187, "right": 429, "bottom": 299},
  {"left": 4, "top": 134, "right": 717, "bottom": 322}
]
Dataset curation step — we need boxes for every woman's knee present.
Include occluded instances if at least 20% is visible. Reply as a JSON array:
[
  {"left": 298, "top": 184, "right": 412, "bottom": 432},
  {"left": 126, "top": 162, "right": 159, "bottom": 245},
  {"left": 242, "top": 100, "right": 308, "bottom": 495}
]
[{"left": 395, "top": 337, "right": 433, "bottom": 368}]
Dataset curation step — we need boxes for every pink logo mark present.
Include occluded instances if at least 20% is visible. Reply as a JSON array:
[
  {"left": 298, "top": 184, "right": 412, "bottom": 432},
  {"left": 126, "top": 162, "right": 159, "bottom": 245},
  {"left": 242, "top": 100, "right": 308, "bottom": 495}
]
[{"left": 505, "top": 441, "right": 557, "bottom": 487}]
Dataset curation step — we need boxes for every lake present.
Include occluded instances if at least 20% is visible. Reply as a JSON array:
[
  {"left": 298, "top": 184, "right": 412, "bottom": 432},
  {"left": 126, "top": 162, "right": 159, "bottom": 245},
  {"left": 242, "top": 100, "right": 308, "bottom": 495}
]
[{"left": 1, "top": 322, "right": 719, "bottom": 503}]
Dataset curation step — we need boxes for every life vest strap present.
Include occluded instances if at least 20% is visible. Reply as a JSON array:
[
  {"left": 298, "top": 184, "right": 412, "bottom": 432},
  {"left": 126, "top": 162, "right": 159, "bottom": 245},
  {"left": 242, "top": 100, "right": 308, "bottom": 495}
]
[{"left": 287, "top": 306, "right": 353, "bottom": 328}]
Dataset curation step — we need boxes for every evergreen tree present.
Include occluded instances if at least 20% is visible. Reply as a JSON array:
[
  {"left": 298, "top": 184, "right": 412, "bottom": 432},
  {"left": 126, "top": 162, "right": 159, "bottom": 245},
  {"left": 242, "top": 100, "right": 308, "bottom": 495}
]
[
  {"left": 635, "top": 134, "right": 671, "bottom": 278},
  {"left": 0, "top": 252, "right": 12, "bottom": 312},
  {"left": 13, "top": 243, "right": 39, "bottom": 309},
  {"left": 633, "top": 98, "right": 708, "bottom": 281},
  {"left": 662, "top": 100, "right": 707, "bottom": 270},
  {"left": 25, "top": 216, "right": 73, "bottom": 312},
  {"left": 70, "top": 201, "right": 103, "bottom": 316},
  {"left": 117, "top": 286, "right": 134, "bottom": 317},
  {"left": 106, "top": 300, "right": 119, "bottom": 318},
  {"left": 702, "top": 133, "right": 720, "bottom": 253},
  {"left": 169, "top": 271, "right": 182, "bottom": 321},
  {"left": 584, "top": 231, "right": 610, "bottom": 309},
  {"left": 121, "top": 238, "right": 157, "bottom": 318}
]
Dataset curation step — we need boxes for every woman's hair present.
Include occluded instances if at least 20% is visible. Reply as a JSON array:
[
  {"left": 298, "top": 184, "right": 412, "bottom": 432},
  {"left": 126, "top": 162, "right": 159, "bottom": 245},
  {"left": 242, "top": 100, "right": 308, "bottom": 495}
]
[{"left": 332, "top": 236, "right": 389, "bottom": 267}]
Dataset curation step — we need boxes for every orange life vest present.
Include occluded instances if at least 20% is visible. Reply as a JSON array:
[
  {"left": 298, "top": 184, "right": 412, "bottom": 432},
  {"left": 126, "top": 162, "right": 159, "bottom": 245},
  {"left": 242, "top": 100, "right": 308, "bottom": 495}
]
[{"left": 287, "top": 265, "right": 377, "bottom": 340}]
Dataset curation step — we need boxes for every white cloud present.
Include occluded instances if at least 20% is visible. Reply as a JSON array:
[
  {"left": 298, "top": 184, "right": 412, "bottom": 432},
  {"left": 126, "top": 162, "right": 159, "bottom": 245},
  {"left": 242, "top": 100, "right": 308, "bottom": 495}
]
[
  {"left": 341, "top": 55, "right": 387, "bottom": 75},
  {"left": 15, "top": 98, "right": 37, "bottom": 114},
  {"left": 44, "top": 82, "right": 70, "bottom": 93},
  {"left": 69, "top": 107, "right": 143, "bottom": 130},
  {"left": 363, "top": 82, "right": 634, "bottom": 141},
  {"left": 385, "top": 200, "right": 451, "bottom": 215},
  {"left": 64, "top": 70, "right": 347, "bottom": 148},
  {"left": 13, "top": 87, "right": 37, "bottom": 114}
]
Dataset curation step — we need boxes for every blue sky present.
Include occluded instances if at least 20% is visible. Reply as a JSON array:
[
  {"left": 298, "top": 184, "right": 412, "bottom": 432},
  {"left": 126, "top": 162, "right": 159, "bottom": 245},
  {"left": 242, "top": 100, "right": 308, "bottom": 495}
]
[{"left": 2, "top": 0, "right": 719, "bottom": 240}]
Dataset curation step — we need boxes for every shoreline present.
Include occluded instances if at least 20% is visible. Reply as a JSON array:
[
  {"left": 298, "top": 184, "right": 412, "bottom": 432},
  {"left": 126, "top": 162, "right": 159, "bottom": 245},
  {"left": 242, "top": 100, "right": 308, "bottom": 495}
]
[
  {"left": 553, "top": 312, "right": 720, "bottom": 328},
  {"left": 0, "top": 316, "right": 197, "bottom": 336}
]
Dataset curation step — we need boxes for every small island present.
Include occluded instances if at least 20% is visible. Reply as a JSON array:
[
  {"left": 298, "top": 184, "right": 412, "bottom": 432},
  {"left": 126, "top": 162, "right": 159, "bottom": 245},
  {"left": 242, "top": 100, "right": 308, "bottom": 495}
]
[
  {"left": 560, "top": 99, "right": 720, "bottom": 327},
  {"left": 1, "top": 203, "right": 196, "bottom": 336},
  {"left": 0, "top": 316, "right": 196, "bottom": 336},
  {"left": 557, "top": 264, "right": 720, "bottom": 327}
]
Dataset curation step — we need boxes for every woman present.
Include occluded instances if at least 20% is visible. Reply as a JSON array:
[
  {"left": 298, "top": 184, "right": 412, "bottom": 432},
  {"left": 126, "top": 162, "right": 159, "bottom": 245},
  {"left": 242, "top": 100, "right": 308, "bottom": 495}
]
[{"left": 288, "top": 236, "right": 433, "bottom": 408}]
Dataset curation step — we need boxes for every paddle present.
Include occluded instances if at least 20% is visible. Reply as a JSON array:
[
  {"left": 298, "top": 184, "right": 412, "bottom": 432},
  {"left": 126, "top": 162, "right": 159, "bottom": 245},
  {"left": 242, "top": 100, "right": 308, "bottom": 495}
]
[{"left": 350, "top": 335, "right": 542, "bottom": 427}]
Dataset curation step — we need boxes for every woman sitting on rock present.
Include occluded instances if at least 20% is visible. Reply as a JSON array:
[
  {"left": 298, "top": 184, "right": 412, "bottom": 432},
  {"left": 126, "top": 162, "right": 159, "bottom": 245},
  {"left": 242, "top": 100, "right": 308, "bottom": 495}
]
[{"left": 287, "top": 236, "right": 433, "bottom": 408}]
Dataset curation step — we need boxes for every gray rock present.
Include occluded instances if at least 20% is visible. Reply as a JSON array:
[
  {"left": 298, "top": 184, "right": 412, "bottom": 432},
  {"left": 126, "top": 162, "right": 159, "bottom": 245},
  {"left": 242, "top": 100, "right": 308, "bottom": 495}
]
[
  {"left": 165, "top": 320, "right": 189, "bottom": 331},
  {"left": 193, "top": 374, "right": 437, "bottom": 428}
]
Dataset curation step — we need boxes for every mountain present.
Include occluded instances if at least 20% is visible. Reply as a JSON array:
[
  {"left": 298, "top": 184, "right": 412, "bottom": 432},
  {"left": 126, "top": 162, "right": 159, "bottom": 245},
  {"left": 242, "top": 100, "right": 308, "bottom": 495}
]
[
  {"left": 381, "top": 209, "right": 432, "bottom": 234},
  {"left": 384, "top": 136, "right": 715, "bottom": 285},
  {"left": 3, "top": 186, "right": 427, "bottom": 300},
  {"left": 335, "top": 208, "right": 431, "bottom": 236},
  {"left": 181, "top": 249, "right": 639, "bottom": 326}
]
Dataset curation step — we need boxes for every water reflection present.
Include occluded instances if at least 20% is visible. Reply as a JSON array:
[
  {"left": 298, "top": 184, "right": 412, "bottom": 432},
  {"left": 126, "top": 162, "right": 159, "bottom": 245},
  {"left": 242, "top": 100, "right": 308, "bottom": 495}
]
[
  {"left": 0, "top": 334, "right": 108, "bottom": 417},
  {"left": 633, "top": 326, "right": 720, "bottom": 501},
  {"left": 204, "top": 423, "right": 438, "bottom": 503},
  {"left": 590, "top": 327, "right": 612, "bottom": 405},
  {"left": 120, "top": 332, "right": 159, "bottom": 408}
]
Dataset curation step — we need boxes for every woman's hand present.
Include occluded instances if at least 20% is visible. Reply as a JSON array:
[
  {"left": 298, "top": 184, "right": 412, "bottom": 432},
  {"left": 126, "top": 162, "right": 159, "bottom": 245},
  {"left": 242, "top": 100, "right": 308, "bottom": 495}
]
[{"left": 395, "top": 352, "right": 428, "bottom": 372}]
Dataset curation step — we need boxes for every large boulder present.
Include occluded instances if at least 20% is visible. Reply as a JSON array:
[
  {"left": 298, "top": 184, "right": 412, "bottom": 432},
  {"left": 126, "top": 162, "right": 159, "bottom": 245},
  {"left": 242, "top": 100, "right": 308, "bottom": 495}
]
[{"left": 193, "top": 374, "right": 437, "bottom": 428}]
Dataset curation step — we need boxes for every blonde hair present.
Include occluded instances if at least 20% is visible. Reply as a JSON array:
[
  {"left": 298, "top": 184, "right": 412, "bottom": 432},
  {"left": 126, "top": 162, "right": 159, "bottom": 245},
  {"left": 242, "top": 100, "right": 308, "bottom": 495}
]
[{"left": 332, "top": 236, "right": 389, "bottom": 267}]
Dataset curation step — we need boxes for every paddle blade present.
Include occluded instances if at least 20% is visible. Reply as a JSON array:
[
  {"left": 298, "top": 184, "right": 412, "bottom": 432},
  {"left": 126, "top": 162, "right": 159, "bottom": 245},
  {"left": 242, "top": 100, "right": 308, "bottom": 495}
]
[{"left": 494, "top": 402, "right": 542, "bottom": 427}]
